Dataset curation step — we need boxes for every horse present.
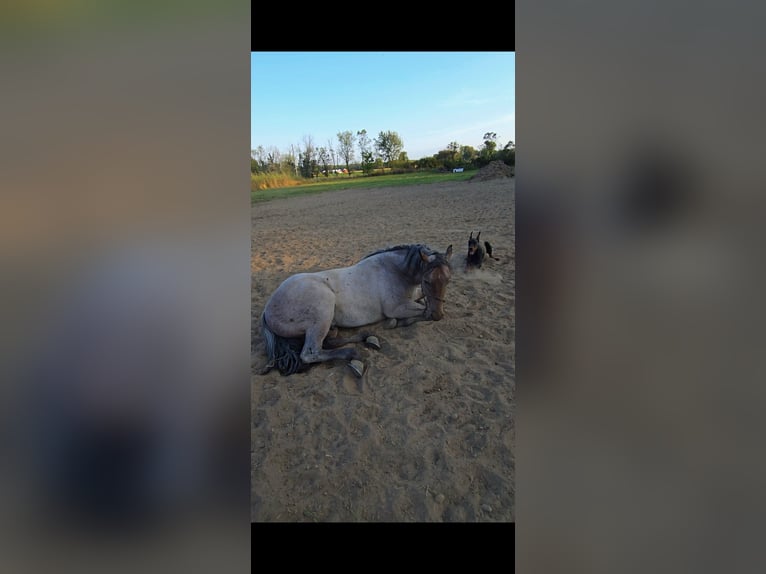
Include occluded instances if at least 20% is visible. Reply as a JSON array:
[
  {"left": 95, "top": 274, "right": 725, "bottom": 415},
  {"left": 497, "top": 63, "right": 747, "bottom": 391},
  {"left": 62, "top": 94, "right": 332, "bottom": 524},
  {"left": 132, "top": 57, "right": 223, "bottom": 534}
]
[
  {"left": 259, "top": 243, "right": 453, "bottom": 378},
  {"left": 465, "top": 231, "right": 496, "bottom": 272}
]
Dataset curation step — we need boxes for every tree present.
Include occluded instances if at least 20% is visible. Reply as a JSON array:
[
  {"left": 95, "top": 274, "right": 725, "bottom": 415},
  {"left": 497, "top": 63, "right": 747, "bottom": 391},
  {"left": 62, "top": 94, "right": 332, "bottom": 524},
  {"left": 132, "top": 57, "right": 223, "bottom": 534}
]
[
  {"left": 327, "top": 139, "right": 336, "bottom": 173},
  {"left": 337, "top": 130, "right": 356, "bottom": 176},
  {"left": 300, "top": 134, "right": 317, "bottom": 178},
  {"left": 266, "top": 146, "right": 281, "bottom": 172},
  {"left": 447, "top": 141, "right": 461, "bottom": 164},
  {"left": 374, "top": 130, "right": 404, "bottom": 169},
  {"left": 357, "top": 129, "right": 374, "bottom": 175},
  {"left": 318, "top": 146, "right": 330, "bottom": 177},
  {"left": 435, "top": 149, "right": 459, "bottom": 169},
  {"left": 417, "top": 155, "right": 439, "bottom": 169},
  {"left": 481, "top": 132, "right": 498, "bottom": 161},
  {"left": 251, "top": 145, "right": 267, "bottom": 173},
  {"left": 361, "top": 151, "right": 374, "bottom": 174},
  {"left": 282, "top": 144, "right": 298, "bottom": 175},
  {"left": 461, "top": 145, "right": 478, "bottom": 165},
  {"left": 497, "top": 140, "right": 515, "bottom": 166}
]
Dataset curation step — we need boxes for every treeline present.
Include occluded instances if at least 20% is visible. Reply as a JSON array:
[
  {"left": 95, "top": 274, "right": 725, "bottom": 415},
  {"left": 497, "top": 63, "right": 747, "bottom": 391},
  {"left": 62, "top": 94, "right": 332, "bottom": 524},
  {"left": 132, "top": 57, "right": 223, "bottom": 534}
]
[
  {"left": 251, "top": 130, "right": 514, "bottom": 179},
  {"left": 423, "top": 132, "right": 515, "bottom": 171}
]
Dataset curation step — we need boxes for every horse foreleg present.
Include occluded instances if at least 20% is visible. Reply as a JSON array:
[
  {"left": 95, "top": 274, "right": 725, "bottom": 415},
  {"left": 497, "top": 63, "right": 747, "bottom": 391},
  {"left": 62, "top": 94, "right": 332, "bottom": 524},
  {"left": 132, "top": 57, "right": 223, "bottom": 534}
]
[
  {"left": 395, "top": 316, "right": 430, "bottom": 327},
  {"left": 301, "top": 338, "right": 361, "bottom": 364},
  {"left": 385, "top": 301, "right": 428, "bottom": 328}
]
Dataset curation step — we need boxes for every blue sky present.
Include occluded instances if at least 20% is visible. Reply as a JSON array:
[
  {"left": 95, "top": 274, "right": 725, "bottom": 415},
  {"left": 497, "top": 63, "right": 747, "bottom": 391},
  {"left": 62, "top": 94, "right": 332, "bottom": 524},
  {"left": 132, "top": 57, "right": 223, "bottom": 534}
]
[{"left": 251, "top": 52, "right": 514, "bottom": 161}]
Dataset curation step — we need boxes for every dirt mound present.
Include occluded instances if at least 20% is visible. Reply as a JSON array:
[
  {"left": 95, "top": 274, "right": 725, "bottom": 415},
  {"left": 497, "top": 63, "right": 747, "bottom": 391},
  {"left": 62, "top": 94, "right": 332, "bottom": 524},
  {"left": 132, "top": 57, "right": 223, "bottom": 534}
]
[{"left": 470, "top": 160, "right": 514, "bottom": 182}]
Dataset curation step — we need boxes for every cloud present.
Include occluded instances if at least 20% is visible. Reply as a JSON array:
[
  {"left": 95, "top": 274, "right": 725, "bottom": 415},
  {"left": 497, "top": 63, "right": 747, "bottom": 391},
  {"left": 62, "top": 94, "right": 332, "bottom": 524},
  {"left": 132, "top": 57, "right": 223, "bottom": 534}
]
[{"left": 440, "top": 90, "right": 513, "bottom": 109}]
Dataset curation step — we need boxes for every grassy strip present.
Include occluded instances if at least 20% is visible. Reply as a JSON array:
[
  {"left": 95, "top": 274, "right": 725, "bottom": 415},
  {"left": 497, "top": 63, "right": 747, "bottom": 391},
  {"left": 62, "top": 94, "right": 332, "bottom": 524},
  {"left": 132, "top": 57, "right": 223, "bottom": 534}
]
[{"left": 251, "top": 171, "right": 474, "bottom": 204}]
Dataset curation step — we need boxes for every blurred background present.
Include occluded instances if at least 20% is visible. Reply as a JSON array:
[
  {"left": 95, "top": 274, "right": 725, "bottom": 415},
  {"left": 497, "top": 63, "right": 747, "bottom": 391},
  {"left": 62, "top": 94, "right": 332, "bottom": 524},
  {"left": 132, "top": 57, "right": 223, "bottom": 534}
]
[
  {"left": 517, "top": 1, "right": 766, "bottom": 572},
  {"left": 4, "top": 0, "right": 766, "bottom": 569},
  {"left": 0, "top": 1, "right": 250, "bottom": 571}
]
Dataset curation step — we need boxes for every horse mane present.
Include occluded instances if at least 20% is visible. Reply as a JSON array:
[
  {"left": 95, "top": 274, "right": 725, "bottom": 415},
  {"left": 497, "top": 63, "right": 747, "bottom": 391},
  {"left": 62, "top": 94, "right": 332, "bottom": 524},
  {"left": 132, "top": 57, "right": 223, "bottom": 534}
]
[{"left": 362, "top": 243, "right": 451, "bottom": 279}]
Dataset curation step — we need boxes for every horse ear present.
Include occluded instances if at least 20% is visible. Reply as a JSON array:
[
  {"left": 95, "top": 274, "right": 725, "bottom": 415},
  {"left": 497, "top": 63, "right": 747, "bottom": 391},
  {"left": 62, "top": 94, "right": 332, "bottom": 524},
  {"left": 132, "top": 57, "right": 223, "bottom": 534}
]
[
  {"left": 469, "top": 231, "right": 473, "bottom": 239},
  {"left": 445, "top": 245, "right": 453, "bottom": 260},
  {"left": 476, "top": 231, "right": 481, "bottom": 240},
  {"left": 420, "top": 248, "right": 430, "bottom": 262}
]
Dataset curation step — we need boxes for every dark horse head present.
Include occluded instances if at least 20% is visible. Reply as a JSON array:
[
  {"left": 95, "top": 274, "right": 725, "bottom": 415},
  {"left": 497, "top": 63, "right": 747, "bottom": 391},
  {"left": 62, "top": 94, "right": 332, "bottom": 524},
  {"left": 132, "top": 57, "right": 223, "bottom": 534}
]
[
  {"left": 417, "top": 245, "right": 453, "bottom": 321},
  {"left": 362, "top": 243, "right": 453, "bottom": 321}
]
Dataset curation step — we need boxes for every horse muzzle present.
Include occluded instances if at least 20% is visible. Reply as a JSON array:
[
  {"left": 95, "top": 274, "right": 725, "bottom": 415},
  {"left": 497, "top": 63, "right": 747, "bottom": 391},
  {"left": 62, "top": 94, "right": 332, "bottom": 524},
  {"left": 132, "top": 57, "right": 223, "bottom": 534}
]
[{"left": 429, "top": 308, "right": 444, "bottom": 321}]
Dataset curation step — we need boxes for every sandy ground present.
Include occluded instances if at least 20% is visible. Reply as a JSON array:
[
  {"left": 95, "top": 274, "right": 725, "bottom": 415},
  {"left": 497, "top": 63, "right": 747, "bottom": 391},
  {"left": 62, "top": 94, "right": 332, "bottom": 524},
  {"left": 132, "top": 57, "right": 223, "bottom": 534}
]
[{"left": 251, "top": 177, "right": 515, "bottom": 522}]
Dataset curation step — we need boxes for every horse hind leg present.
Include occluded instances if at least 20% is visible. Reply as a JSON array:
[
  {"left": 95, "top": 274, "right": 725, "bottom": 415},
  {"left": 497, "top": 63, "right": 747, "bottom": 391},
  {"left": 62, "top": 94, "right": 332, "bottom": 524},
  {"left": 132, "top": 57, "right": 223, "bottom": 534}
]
[
  {"left": 323, "top": 331, "right": 381, "bottom": 351},
  {"left": 300, "top": 325, "right": 366, "bottom": 377}
]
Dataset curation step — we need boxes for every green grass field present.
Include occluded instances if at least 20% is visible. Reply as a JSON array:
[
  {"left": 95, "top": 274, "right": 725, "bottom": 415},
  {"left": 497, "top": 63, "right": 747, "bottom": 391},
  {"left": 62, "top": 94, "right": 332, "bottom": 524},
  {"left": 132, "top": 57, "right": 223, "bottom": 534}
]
[{"left": 251, "top": 170, "right": 474, "bottom": 204}]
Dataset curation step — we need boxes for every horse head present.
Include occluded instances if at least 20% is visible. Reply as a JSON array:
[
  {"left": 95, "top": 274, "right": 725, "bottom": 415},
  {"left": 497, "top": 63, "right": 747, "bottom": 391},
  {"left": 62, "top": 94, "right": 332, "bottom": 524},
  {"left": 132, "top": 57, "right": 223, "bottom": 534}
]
[{"left": 419, "top": 245, "right": 453, "bottom": 321}]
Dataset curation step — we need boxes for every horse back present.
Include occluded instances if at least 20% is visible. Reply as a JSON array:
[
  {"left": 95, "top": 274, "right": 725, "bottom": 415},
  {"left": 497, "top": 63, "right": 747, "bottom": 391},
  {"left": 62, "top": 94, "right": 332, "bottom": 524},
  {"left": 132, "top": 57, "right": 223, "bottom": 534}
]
[
  {"left": 318, "top": 263, "right": 393, "bottom": 327},
  {"left": 264, "top": 264, "right": 391, "bottom": 333}
]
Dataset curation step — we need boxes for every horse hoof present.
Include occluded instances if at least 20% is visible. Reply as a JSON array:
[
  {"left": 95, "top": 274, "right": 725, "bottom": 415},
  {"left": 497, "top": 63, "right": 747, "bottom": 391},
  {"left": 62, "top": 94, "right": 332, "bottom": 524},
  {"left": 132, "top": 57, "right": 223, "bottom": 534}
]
[
  {"left": 348, "top": 360, "right": 365, "bottom": 378},
  {"left": 365, "top": 336, "right": 381, "bottom": 350}
]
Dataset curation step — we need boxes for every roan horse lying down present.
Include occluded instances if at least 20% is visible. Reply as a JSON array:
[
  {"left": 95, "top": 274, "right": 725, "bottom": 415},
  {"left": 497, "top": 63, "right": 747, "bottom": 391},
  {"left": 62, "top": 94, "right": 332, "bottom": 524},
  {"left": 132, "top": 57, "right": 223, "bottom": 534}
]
[{"left": 260, "top": 243, "right": 453, "bottom": 377}]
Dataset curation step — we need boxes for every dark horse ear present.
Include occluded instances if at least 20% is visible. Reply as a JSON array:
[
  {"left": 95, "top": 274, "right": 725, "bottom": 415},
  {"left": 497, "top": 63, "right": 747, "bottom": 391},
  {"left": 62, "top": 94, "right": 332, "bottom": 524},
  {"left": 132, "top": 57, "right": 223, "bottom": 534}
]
[
  {"left": 476, "top": 231, "right": 481, "bottom": 241},
  {"left": 420, "top": 247, "right": 430, "bottom": 262},
  {"left": 445, "top": 245, "right": 453, "bottom": 259},
  {"left": 469, "top": 231, "right": 473, "bottom": 239}
]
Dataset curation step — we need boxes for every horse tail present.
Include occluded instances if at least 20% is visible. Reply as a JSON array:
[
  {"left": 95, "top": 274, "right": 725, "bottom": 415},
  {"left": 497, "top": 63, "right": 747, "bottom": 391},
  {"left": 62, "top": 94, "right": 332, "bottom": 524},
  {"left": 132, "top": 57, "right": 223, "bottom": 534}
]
[{"left": 260, "top": 314, "right": 306, "bottom": 376}]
